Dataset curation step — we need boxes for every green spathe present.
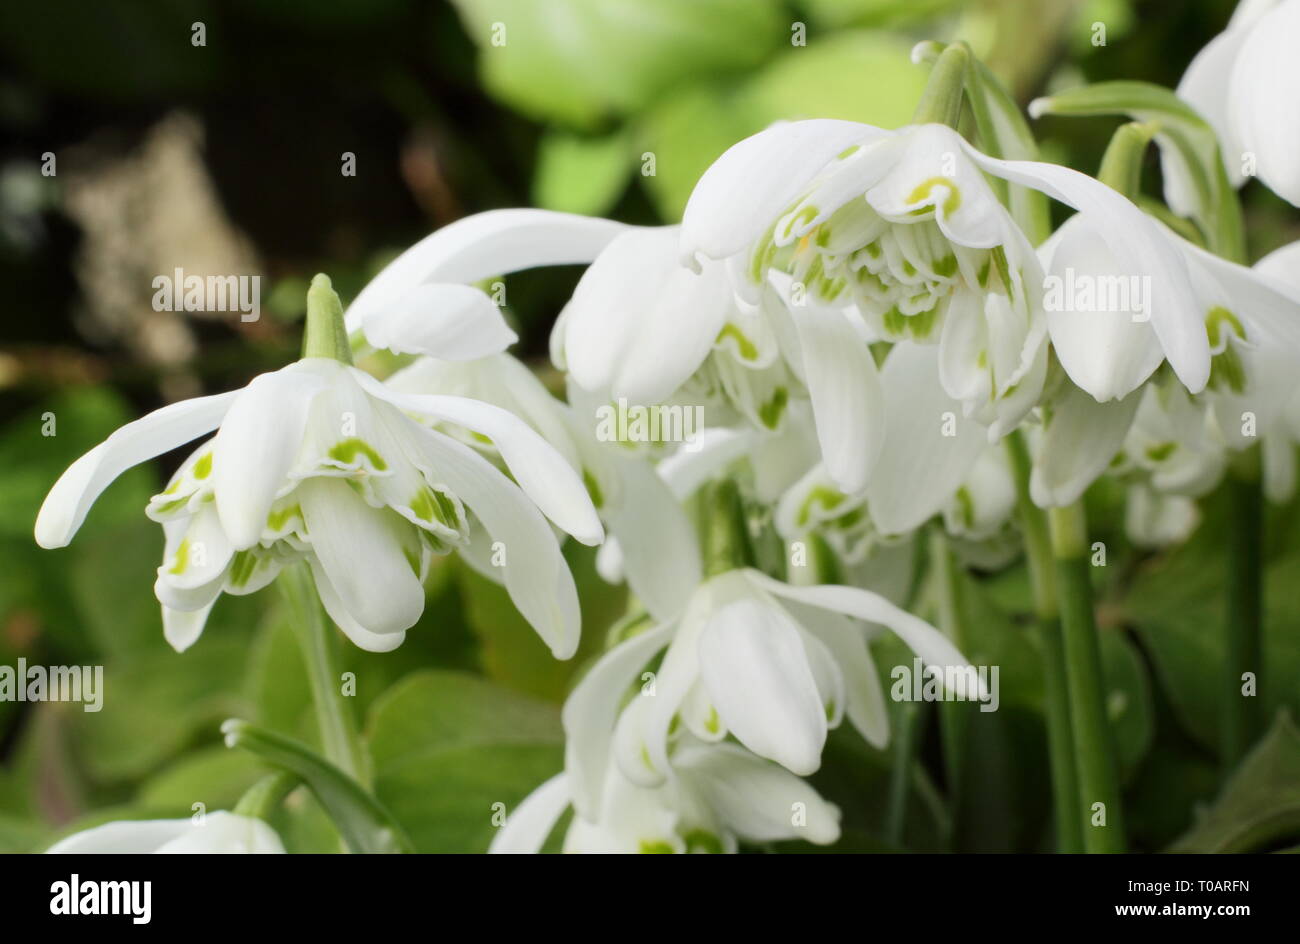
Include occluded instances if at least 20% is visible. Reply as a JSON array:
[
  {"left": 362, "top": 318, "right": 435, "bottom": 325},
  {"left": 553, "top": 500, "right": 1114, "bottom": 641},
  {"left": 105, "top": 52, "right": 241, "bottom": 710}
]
[{"left": 302, "top": 273, "right": 354, "bottom": 364}]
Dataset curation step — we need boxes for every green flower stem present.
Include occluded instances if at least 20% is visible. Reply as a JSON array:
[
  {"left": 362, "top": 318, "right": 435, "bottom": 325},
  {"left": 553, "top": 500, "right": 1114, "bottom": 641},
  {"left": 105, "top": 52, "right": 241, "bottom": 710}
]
[
  {"left": 233, "top": 771, "right": 299, "bottom": 820},
  {"left": 280, "top": 562, "right": 369, "bottom": 787},
  {"left": 1223, "top": 446, "right": 1263, "bottom": 773},
  {"left": 1005, "top": 431, "right": 1081, "bottom": 853},
  {"left": 912, "top": 42, "right": 969, "bottom": 129},
  {"left": 1048, "top": 501, "right": 1126, "bottom": 853},
  {"left": 1097, "top": 121, "right": 1159, "bottom": 201},
  {"left": 929, "top": 529, "right": 968, "bottom": 822},
  {"left": 884, "top": 699, "right": 924, "bottom": 848},
  {"left": 302, "top": 273, "right": 354, "bottom": 364}
]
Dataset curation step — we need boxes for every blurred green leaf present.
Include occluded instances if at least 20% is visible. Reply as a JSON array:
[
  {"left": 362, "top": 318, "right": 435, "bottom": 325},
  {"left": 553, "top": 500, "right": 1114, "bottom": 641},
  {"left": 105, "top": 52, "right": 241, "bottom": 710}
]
[
  {"left": 137, "top": 745, "right": 265, "bottom": 813},
  {"left": 1170, "top": 712, "right": 1300, "bottom": 852},
  {"left": 533, "top": 126, "right": 635, "bottom": 216},
  {"left": 367, "top": 670, "right": 564, "bottom": 852},
  {"left": 449, "top": 0, "right": 782, "bottom": 127}
]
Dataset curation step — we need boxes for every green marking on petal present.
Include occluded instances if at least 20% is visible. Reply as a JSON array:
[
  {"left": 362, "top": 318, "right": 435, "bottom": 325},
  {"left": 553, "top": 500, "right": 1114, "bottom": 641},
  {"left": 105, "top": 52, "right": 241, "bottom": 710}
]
[
  {"left": 1205, "top": 305, "right": 1245, "bottom": 348},
  {"left": 1209, "top": 344, "right": 1246, "bottom": 394},
  {"left": 909, "top": 306, "right": 938, "bottom": 340},
  {"left": 228, "top": 549, "right": 258, "bottom": 588},
  {"left": 266, "top": 503, "right": 302, "bottom": 532},
  {"left": 704, "top": 706, "right": 721, "bottom": 736},
  {"left": 906, "top": 176, "right": 962, "bottom": 216},
  {"left": 825, "top": 699, "right": 837, "bottom": 721},
  {"left": 882, "top": 306, "right": 907, "bottom": 337},
  {"left": 328, "top": 437, "right": 388, "bottom": 470},
  {"left": 798, "top": 485, "right": 845, "bottom": 528},
  {"left": 716, "top": 323, "right": 759, "bottom": 362},
  {"left": 1145, "top": 442, "right": 1177, "bottom": 462},
  {"left": 638, "top": 840, "right": 676, "bottom": 854},
  {"left": 758, "top": 386, "right": 788, "bottom": 430},
  {"left": 193, "top": 452, "right": 213, "bottom": 480},
  {"left": 836, "top": 145, "right": 860, "bottom": 160},
  {"left": 169, "top": 538, "right": 190, "bottom": 575},
  {"left": 933, "top": 254, "right": 958, "bottom": 278},
  {"left": 410, "top": 485, "right": 461, "bottom": 531}
]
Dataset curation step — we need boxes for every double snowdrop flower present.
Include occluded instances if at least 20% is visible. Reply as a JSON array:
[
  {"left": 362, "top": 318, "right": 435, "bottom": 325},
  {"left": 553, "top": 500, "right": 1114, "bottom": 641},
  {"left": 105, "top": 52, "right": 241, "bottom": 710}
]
[
  {"left": 561, "top": 566, "right": 974, "bottom": 818},
  {"left": 1172, "top": 0, "right": 1300, "bottom": 207},
  {"left": 490, "top": 738, "right": 841, "bottom": 854},
  {"left": 46, "top": 812, "right": 284, "bottom": 854},
  {"left": 1031, "top": 217, "right": 1300, "bottom": 507},
  {"left": 37, "top": 276, "right": 601, "bottom": 657}
]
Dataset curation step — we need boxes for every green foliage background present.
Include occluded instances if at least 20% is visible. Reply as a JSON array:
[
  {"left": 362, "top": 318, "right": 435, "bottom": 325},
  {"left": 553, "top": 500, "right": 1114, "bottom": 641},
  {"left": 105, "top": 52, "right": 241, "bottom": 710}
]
[{"left": 0, "top": 0, "right": 1297, "bottom": 853}]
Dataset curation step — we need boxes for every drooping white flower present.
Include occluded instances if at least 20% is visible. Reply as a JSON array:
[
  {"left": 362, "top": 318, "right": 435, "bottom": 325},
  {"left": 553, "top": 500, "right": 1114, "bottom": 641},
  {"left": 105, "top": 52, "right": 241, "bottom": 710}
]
[
  {"left": 1172, "top": 0, "right": 1300, "bottom": 207},
  {"left": 37, "top": 277, "right": 601, "bottom": 657},
  {"left": 488, "top": 739, "right": 841, "bottom": 854},
  {"left": 561, "top": 567, "right": 974, "bottom": 820},
  {"left": 680, "top": 120, "right": 1065, "bottom": 438},
  {"left": 46, "top": 811, "right": 285, "bottom": 854}
]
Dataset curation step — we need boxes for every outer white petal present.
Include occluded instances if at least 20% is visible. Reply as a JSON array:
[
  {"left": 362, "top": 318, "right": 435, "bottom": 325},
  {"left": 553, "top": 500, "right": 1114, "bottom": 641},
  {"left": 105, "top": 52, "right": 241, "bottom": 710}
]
[
  {"left": 345, "top": 209, "right": 628, "bottom": 333},
  {"left": 698, "top": 595, "right": 827, "bottom": 776},
  {"left": 613, "top": 259, "right": 733, "bottom": 404},
  {"left": 675, "top": 742, "right": 841, "bottom": 845},
  {"left": 162, "top": 599, "right": 216, "bottom": 653},
  {"left": 561, "top": 227, "right": 679, "bottom": 394},
  {"left": 488, "top": 773, "right": 572, "bottom": 854},
  {"left": 1030, "top": 386, "right": 1141, "bottom": 508},
  {"left": 308, "top": 560, "right": 407, "bottom": 653},
  {"left": 561, "top": 623, "right": 675, "bottom": 819},
  {"left": 211, "top": 364, "right": 327, "bottom": 550},
  {"left": 357, "top": 377, "right": 603, "bottom": 546},
  {"left": 298, "top": 478, "right": 425, "bottom": 638},
  {"left": 681, "top": 119, "right": 885, "bottom": 264},
  {"left": 963, "top": 146, "right": 1210, "bottom": 392},
  {"left": 791, "top": 300, "right": 883, "bottom": 494},
  {"left": 407, "top": 426, "right": 581, "bottom": 659},
  {"left": 606, "top": 456, "right": 701, "bottom": 622},
  {"left": 864, "top": 342, "right": 985, "bottom": 534},
  {"left": 361, "top": 283, "right": 518, "bottom": 359},
  {"left": 35, "top": 390, "right": 238, "bottom": 549},
  {"left": 1229, "top": 0, "right": 1300, "bottom": 206},
  {"left": 1041, "top": 217, "right": 1165, "bottom": 402},
  {"left": 749, "top": 571, "right": 980, "bottom": 696},
  {"left": 784, "top": 600, "right": 890, "bottom": 749},
  {"left": 46, "top": 819, "right": 195, "bottom": 854}
]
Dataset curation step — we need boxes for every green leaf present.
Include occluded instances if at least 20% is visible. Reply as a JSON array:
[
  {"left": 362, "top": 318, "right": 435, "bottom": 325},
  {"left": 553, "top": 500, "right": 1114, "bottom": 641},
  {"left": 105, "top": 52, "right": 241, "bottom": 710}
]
[
  {"left": 222, "top": 720, "right": 412, "bottom": 854},
  {"left": 447, "top": 0, "right": 782, "bottom": 128},
  {"left": 366, "top": 670, "right": 564, "bottom": 853},
  {"left": 533, "top": 126, "right": 635, "bottom": 216},
  {"left": 1169, "top": 712, "right": 1300, "bottom": 853}
]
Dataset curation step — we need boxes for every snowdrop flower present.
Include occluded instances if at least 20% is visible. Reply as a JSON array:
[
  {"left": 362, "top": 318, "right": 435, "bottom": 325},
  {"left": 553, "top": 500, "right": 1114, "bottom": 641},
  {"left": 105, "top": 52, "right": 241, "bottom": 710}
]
[
  {"left": 1172, "top": 0, "right": 1300, "bottom": 207},
  {"left": 1031, "top": 217, "right": 1300, "bottom": 507},
  {"left": 681, "top": 120, "right": 1055, "bottom": 439},
  {"left": 686, "top": 118, "right": 1260, "bottom": 412},
  {"left": 553, "top": 223, "right": 884, "bottom": 494},
  {"left": 36, "top": 276, "right": 601, "bottom": 657},
  {"left": 46, "top": 811, "right": 285, "bottom": 854},
  {"left": 561, "top": 566, "right": 974, "bottom": 819},
  {"left": 489, "top": 739, "right": 840, "bottom": 854}
]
